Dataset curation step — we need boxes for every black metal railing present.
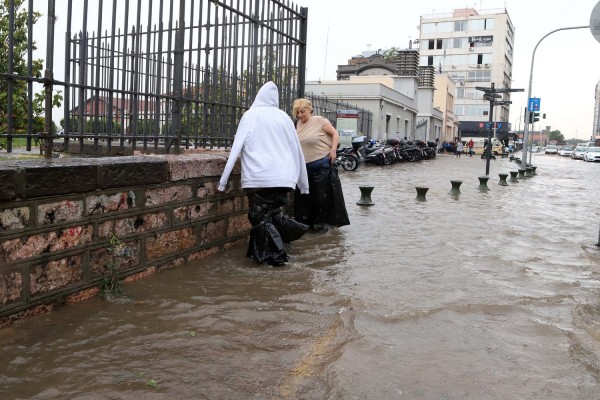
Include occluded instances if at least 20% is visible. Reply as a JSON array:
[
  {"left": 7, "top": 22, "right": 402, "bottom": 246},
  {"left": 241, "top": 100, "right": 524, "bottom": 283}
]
[{"left": 1, "top": 0, "right": 308, "bottom": 156}]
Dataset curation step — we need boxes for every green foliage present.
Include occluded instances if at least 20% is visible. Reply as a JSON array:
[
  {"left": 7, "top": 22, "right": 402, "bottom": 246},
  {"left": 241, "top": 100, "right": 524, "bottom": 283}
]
[
  {"left": 0, "top": 0, "right": 62, "bottom": 136},
  {"left": 547, "top": 130, "right": 564, "bottom": 142},
  {"left": 99, "top": 234, "right": 124, "bottom": 299},
  {"left": 383, "top": 47, "right": 402, "bottom": 60}
]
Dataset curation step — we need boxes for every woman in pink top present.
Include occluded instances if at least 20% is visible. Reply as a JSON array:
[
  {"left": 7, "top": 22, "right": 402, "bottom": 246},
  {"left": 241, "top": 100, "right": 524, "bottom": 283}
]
[{"left": 293, "top": 98, "right": 348, "bottom": 231}]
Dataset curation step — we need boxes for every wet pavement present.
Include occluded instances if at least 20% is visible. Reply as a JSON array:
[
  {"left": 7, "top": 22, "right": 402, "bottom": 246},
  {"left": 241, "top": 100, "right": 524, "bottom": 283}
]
[{"left": 1, "top": 153, "right": 600, "bottom": 399}]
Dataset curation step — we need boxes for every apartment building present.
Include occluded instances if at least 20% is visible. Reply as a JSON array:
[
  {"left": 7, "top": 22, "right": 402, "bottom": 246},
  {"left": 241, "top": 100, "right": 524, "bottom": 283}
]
[{"left": 418, "top": 8, "right": 515, "bottom": 141}]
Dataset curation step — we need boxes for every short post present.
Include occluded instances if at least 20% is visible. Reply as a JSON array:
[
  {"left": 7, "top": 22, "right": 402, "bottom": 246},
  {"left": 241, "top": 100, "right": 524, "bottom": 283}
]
[
  {"left": 356, "top": 186, "right": 375, "bottom": 206},
  {"left": 531, "top": 166, "right": 538, "bottom": 175},
  {"left": 449, "top": 180, "right": 462, "bottom": 195},
  {"left": 517, "top": 168, "right": 526, "bottom": 179},
  {"left": 498, "top": 173, "right": 509, "bottom": 186},
  {"left": 415, "top": 187, "right": 429, "bottom": 201},
  {"left": 509, "top": 153, "right": 514, "bottom": 161},
  {"left": 525, "top": 166, "right": 533, "bottom": 177},
  {"left": 596, "top": 227, "right": 600, "bottom": 247},
  {"left": 478, "top": 176, "right": 490, "bottom": 191},
  {"left": 509, "top": 171, "right": 519, "bottom": 183}
]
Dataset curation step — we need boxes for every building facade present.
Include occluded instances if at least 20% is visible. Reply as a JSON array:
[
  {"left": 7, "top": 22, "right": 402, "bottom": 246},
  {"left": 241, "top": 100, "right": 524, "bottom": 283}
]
[{"left": 418, "top": 8, "right": 515, "bottom": 141}]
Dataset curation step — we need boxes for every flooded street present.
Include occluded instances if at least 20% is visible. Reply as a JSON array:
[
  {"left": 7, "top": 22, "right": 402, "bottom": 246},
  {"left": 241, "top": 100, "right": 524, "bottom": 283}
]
[{"left": 2, "top": 153, "right": 600, "bottom": 399}]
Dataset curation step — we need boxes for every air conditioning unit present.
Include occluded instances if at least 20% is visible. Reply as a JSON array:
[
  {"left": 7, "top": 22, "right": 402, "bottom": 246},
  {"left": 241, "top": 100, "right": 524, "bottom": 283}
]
[
  {"left": 484, "top": 63, "right": 490, "bottom": 68},
  {"left": 476, "top": 64, "right": 482, "bottom": 69},
  {"left": 452, "top": 65, "right": 457, "bottom": 68},
  {"left": 469, "top": 47, "right": 474, "bottom": 51},
  {"left": 459, "top": 81, "right": 465, "bottom": 86}
]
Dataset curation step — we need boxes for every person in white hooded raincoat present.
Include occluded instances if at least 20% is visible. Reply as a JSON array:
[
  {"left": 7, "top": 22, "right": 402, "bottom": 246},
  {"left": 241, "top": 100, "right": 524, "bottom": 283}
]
[{"left": 218, "top": 81, "right": 309, "bottom": 266}]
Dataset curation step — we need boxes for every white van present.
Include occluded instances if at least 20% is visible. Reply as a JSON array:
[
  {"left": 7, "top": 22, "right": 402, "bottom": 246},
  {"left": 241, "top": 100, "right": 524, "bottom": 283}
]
[{"left": 462, "top": 137, "right": 503, "bottom": 156}]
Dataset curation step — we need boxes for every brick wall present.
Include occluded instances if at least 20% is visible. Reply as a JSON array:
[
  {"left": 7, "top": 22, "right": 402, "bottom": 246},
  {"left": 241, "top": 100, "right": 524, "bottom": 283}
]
[{"left": 0, "top": 151, "right": 249, "bottom": 327}]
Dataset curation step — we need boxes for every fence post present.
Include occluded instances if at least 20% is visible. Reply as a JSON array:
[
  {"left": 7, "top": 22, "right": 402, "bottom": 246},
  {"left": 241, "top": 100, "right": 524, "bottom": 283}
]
[
  {"left": 43, "top": 0, "right": 57, "bottom": 158},
  {"left": 170, "top": 0, "right": 187, "bottom": 155},
  {"left": 297, "top": 7, "right": 308, "bottom": 99}
]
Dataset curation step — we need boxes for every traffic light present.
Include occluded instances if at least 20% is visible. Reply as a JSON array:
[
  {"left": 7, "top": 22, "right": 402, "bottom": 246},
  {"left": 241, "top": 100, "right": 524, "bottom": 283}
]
[{"left": 528, "top": 112, "right": 540, "bottom": 124}]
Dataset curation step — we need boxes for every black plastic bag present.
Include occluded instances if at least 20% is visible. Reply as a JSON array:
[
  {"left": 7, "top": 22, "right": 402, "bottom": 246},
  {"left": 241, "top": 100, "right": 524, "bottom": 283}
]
[
  {"left": 272, "top": 212, "right": 309, "bottom": 243},
  {"left": 246, "top": 221, "right": 288, "bottom": 266},
  {"left": 325, "top": 164, "right": 350, "bottom": 227}
]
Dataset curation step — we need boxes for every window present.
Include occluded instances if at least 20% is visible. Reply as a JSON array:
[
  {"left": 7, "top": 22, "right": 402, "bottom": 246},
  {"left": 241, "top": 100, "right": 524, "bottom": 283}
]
[
  {"left": 436, "top": 39, "right": 443, "bottom": 49},
  {"left": 485, "top": 18, "right": 495, "bottom": 30},
  {"left": 454, "top": 20, "right": 467, "bottom": 31},
  {"left": 470, "top": 19, "right": 485, "bottom": 30}
]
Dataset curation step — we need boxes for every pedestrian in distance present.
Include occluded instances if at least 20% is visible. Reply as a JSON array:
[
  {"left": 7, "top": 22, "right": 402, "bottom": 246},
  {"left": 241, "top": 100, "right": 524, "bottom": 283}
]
[
  {"left": 218, "top": 81, "right": 310, "bottom": 266},
  {"left": 456, "top": 140, "right": 464, "bottom": 158},
  {"left": 293, "top": 98, "right": 350, "bottom": 232},
  {"left": 467, "top": 138, "right": 474, "bottom": 156}
]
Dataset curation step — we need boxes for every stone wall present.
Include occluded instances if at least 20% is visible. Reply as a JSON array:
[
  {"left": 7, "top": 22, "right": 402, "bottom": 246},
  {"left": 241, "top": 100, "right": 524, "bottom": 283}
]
[{"left": 0, "top": 151, "right": 249, "bottom": 327}]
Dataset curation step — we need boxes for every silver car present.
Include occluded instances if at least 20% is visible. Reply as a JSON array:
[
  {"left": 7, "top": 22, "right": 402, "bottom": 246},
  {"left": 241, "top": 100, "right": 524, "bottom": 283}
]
[
  {"left": 544, "top": 144, "right": 558, "bottom": 155},
  {"left": 572, "top": 145, "right": 588, "bottom": 160},
  {"left": 583, "top": 146, "right": 600, "bottom": 162}
]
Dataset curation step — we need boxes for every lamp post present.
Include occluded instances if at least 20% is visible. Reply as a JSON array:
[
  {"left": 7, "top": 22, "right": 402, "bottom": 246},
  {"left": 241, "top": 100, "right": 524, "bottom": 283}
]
[{"left": 520, "top": 25, "right": 588, "bottom": 165}]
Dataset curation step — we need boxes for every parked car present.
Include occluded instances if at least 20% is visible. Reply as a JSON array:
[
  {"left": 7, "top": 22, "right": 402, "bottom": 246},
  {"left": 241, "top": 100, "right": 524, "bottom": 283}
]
[
  {"left": 558, "top": 145, "right": 574, "bottom": 157},
  {"left": 544, "top": 144, "right": 558, "bottom": 155},
  {"left": 583, "top": 146, "right": 600, "bottom": 162},
  {"left": 529, "top": 145, "right": 541, "bottom": 153},
  {"left": 572, "top": 145, "right": 588, "bottom": 160}
]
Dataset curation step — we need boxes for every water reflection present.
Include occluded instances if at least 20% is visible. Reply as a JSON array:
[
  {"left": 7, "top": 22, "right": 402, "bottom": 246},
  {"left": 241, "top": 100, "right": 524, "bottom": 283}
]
[{"left": 1, "top": 154, "right": 600, "bottom": 399}]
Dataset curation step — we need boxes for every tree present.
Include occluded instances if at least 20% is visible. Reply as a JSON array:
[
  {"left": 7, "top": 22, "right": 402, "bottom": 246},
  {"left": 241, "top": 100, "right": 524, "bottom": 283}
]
[
  {"left": 547, "top": 130, "right": 564, "bottom": 142},
  {"left": 0, "top": 0, "right": 62, "bottom": 141},
  {"left": 383, "top": 47, "right": 402, "bottom": 60}
]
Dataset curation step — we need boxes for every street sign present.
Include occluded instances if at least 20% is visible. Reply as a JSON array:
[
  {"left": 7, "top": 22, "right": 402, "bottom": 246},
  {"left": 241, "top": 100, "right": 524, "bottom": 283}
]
[
  {"left": 591, "top": 1, "right": 600, "bottom": 43},
  {"left": 528, "top": 97, "right": 541, "bottom": 112}
]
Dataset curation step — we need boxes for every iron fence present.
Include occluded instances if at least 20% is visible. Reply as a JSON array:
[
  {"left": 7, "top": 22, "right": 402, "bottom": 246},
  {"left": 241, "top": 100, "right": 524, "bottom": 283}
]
[
  {"left": 305, "top": 92, "right": 372, "bottom": 138},
  {"left": 1, "top": 0, "right": 308, "bottom": 156}
]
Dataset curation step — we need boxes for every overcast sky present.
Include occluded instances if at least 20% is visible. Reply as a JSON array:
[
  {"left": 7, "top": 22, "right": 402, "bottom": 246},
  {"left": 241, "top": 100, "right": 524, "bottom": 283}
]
[{"left": 298, "top": 0, "right": 600, "bottom": 140}]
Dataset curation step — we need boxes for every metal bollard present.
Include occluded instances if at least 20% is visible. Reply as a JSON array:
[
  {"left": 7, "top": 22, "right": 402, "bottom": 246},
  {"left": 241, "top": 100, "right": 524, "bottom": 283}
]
[
  {"left": 525, "top": 167, "right": 533, "bottom": 177},
  {"left": 517, "top": 168, "right": 526, "bottom": 179},
  {"left": 449, "top": 180, "right": 462, "bottom": 195},
  {"left": 415, "top": 187, "right": 429, "bottom": 201},
  {"left": 498, "top": 173, "right": 509, "bottom": 186},
  {"left": 531, "top": 166, "right": 538, "bottom": 175},
  {"left": 478, "top": 176, "right": 490, "bottom": 191},
  {"left": 509, "top": 171, "right": 519, "bottom": 183},
  {"left": 356, "top": 186, "right": 375, "bottom": 206}
]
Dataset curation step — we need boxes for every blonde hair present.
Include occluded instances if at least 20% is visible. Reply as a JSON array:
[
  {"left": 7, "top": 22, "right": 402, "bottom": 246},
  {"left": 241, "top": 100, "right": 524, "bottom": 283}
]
[{"left": 292, "top": 98, "right": 313, "bottom": 117}]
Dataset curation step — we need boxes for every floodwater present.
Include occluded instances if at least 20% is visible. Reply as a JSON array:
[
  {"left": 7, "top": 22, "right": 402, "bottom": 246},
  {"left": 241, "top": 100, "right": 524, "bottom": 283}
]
[{"left": 1, "top": 153, "right": 600, "bottom": 399}]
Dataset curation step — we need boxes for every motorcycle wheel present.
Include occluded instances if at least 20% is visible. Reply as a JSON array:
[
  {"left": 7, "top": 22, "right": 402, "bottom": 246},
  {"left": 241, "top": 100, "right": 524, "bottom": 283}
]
[{"left": 341, "top": 154, "right": 359, "bottom": 171}]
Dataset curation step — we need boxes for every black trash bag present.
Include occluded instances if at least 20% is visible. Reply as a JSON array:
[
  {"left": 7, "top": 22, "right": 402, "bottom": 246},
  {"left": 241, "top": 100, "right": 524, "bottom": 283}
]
[
  {"left": 325, "top": 164, "right": 350, "bottom": 227},
  {"left": 246, "top": 221, "right": 288, "bottom": 266},
  {"left": 294, "top": 166, "right": 329, "bottom": 226},
  {"left": 272, "top": 211, "right": 310, "bottom": 243}
]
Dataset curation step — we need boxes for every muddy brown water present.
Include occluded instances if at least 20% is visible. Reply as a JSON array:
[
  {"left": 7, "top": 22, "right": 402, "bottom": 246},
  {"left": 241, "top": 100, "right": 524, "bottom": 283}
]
[{"left": 1, "top": 153, "right": 600, "bottom": 399}]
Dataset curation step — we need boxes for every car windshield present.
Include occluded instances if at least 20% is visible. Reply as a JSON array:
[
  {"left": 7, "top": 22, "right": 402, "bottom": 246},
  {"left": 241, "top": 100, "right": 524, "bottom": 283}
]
[
  {"left": 562, "top": 146, "right": 573, "bottom": 150},
  {"left": 547, "top": 145, "right": 557, "bottom": 149},
  {"left": 587, "top": 147, "right": 600, "bottom": 153}
]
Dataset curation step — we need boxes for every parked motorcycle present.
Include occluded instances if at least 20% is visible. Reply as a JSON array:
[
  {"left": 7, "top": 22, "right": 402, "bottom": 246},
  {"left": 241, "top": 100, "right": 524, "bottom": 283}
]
[{"left": 335, "top": 146, "right": 359, "bottom": 171}]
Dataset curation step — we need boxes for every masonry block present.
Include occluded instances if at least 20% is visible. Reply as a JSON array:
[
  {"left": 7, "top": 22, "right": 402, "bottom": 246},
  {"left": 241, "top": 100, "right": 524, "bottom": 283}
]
[
  {"left": 0, "top": 225, "right": 93, "bottom": 264},
  {"left": 173, "top": 202, "right": 212, "bottom": 223},
  {"left": 0, "top": 167, "right": 19, "bottom": 201},
  {"left": 0, "top": 270, "right": 23, "bottom": 306},
  {"left": 145, "top": 185, "right": 193, "bottom": 207},
  {"left": 97, "top": 157, "right": 169, "bottom": 189},
  {"left": 29, "top": 255, "right": 84, "bottom": 296},
  {"left": 0, "top": 207, "right": 30, "bottom": 232},
  {"left": 89, "top": 239, "right": 140, "bottom": 277},
  {"left": 86, "top": 191, "right": 136, "bottom": 215},
  {"left": 38, "top": 200, "right": 84, "bottom": 226},
  {"left": 146, "top": 227, "right": 196, "bottom": 260},
  {"left": 98, "top": 212, "right": 169, "bottom": 239},
  {"left": 227, "top": 214, "right": 251, "bottom": 237}
]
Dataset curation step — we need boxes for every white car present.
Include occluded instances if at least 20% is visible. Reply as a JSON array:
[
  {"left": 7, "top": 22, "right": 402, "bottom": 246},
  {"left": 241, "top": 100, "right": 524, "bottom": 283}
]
[
  {"left": 583, "top": 146, "right": 600, "bottom": 162},
  {"left": 572, "top": 146, "right": 588, "bottom": 160},
  {"left": 558, "top": 145, "right": 574, "bottom": 157},
  {"left": 544, "top": 145, "right": 558, "bottom": 155}
]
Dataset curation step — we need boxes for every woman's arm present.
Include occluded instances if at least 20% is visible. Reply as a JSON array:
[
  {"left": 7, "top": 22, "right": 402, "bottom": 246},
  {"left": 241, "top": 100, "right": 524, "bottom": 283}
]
[{"left": 322, "top": 121, "right": 339, "bottom": 161}]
